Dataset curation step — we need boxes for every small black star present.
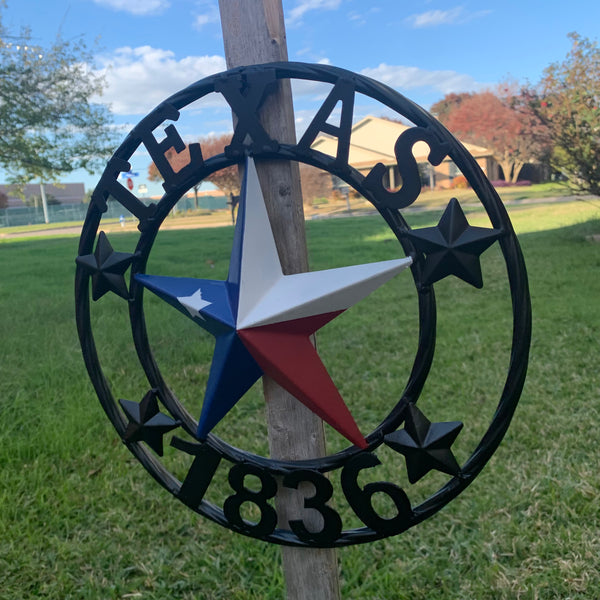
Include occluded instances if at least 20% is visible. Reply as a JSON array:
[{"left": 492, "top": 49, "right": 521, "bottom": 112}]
[
  {"left": 384, "top": 403, "right": 463, "bottom": 484},
  {"left": 405, "top": 198, "right": 501, "bottom": 288},
  {"left": 119, "top": 390, "right": 180, "bottom": 456},
  {"left": 76, "top": 231, "right": 135, "bottom": 300}
]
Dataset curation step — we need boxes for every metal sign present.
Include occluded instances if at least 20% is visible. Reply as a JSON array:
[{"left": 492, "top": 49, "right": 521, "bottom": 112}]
[{"left": 75, "top": 62, "right": 531, "bottom": 547}]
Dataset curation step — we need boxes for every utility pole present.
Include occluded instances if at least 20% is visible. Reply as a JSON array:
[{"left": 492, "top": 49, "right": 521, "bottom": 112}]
[{"left": 40, "top": 181, "right": 49, "bottom": 224}]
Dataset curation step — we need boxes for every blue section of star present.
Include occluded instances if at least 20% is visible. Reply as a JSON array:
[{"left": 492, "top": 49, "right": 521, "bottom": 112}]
[
  {"left": 136, "top": 274, "right": 236, "bottom": 335},
  {"left": 135, "top": 272, "right": 264, "bottom": 439},
  {"left": 199, "top": 331, "right": 263, "bottom": 437}
]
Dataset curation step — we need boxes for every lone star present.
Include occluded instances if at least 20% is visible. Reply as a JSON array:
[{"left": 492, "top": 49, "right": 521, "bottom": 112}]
[
  {"left": 178, "top": 288, "right": 210, "bottom": 319},
  {"left": 405, "top": 198, "right": 501, "bottom": 288},
  {"left": 137, "top": 158, "right": 412, "bottom": 448},
  {"left": 76, "top": 231, "right": 135, "bottom": 300},
  {"left": 119, "top": 389, "right": 180, "bottom": 456},
  {"left": 384, "top": 403, "right": 463, "bottom": 483}
]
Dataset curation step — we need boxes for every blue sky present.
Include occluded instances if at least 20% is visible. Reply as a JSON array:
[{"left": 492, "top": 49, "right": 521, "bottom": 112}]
[{"left": 3, "top": 0, "right": 599, "bottom": 195}]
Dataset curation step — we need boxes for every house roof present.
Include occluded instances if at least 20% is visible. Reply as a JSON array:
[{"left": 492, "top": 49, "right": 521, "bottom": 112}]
[{"left": 311, "top": 115, "right": 491, "bottom": 168}]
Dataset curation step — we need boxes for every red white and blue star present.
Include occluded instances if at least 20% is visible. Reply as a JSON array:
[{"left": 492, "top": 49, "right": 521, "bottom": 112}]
[{"left": 136, "top": 158, "right": 412, "bottom": 448}]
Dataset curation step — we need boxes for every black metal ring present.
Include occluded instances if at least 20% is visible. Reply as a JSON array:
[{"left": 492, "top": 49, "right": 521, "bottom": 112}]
[{"left": 75, "top": 61, "right": 531, "bottom": 546}]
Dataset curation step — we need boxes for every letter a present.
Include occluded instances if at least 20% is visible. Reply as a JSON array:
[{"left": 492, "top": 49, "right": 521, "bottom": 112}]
[{"left": 297, "top": 79, "right": 355, "bottom": 169}]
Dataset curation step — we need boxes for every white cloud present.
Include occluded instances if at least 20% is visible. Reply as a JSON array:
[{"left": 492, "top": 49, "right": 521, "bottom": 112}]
[
  {"left": 291, "top": 78, "right": 333, "bottom": 99},
  {"left": 406, "top": 7, "right": 464, "bottom": 28},
  {"left": 194, "top": 12, "right": 218, "bottom": 29},
  {"left": 95, "top": 46, "right": 226, "bottom": 115},
  {"left": 348, "top": 11, "right": 365, "bottom": 24},
  {"left": 193, "top": 2, "right": 220, "bottom": 30},
  {"left": 292, "top": 46, "right": 330, "bottom": 65},
  {"left": 405, "top": 6, "right": 491, "bottom": 28},
  {"left": 91, "top": 0, "right": 170, "bottom": 16},
  {"left": 347, "top": 6, "right": 380, "bottom": 25},
  {"left": 361, "top": 63, "right": 482, "bottom": 96},
  {"left": 287, "top": 0, "right": 342, "bottom": 26}
]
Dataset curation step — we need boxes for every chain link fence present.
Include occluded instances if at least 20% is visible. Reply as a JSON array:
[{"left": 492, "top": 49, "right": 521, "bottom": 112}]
[{"left": 0, "top": 195, "right": 228, "bottom": 228}]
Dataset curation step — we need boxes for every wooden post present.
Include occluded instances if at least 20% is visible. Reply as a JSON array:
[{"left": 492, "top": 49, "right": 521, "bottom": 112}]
[{"left": 218, "top": 2, "right": 341, "bottom": 599}]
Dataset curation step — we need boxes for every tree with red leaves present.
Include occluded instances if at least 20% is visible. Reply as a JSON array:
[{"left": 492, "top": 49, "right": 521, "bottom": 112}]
[
  {"left": 430, "top": 92, "right": 472, "bottom": 122},
  {"left": 432, "top": 89, "right": 550, "bottom": 183}
]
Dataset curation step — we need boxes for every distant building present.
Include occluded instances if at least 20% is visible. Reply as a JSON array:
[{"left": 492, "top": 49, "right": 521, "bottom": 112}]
[
  {"left": 0, "top": 183, "right": 85, "bottom": 207},
  {"left": 311, "top": 116, "right": 499, "bottom": 190}
]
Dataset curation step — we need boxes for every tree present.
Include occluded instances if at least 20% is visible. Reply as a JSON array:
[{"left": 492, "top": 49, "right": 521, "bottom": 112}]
[
  {"left": 524, "top": 33, "right": 600, "bottom": 195},
  {"left": 148, "top": 134, "right": 240, "bottom": 206},
  {"left": 0, "top": 9, "right": 115, "bottom": 186},
  {"left": 430, "top": 92, "right": 472, "bottom": 122},
  {"left": 432, "top": 89, "right": 550, "bottom": 183},
  {"left": 25, "top": 192, "right": 59, "bottom": 206},
  {"left": 0, "top": 189, "right": 7, "bottom": 209}
]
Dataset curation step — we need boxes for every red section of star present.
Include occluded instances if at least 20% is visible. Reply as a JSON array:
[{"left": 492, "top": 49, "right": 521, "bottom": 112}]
[{"left": 238, "top": 311, "right": 368, "bottom": 449}]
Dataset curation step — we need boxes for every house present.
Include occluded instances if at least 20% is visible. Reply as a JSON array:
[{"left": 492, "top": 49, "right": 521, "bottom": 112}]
[
  {"left": 311, "top": 116, "right": 500, "bottom": 190},
  {"left": 0, "top": 183, "right": 85, "bottom": 208}
]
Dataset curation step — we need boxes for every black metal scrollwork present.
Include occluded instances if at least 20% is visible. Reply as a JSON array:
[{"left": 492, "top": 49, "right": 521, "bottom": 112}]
[
  {"left": 223, "top": 463, "right": 278, "bottom": 537},
  {"left": 76, "top": 61, "right": 531, "bottom": 548},
  {"left": 297, "top": 78, "right": 355, "bottom": 171},
  {"left": 167, "top": 441, "right": 414, "bottom": 545},
  {"left": 135, "top": 104, "right": 205, "bottom": 193},
  {"left": 341, "top": 453, "right": 412, "bottom": 534},
  {"left": 282, "top": 469, "right": 343, "bottom": 546},
  {"left": 91, "top": 157, "right": 157, "bottom": 230},
  {"left": 363, "top": 127, "right": 451, "bottom": 209},
  {"left": 171, "top": 437, "right": 222, "bottom": 509},
  {"left": 215, "top": 70, "right": 280, "bottom": 157}
]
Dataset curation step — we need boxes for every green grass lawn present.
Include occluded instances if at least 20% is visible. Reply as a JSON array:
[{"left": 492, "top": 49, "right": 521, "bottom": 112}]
[
  {"left": 1, "top": 200, "right": 599, "bottom": 599},
  {"left": 396, "top": 181, "right": 575, "bottom": 212}
]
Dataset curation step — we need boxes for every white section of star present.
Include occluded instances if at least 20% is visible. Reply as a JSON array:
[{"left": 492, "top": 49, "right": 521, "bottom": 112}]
[
  {"left": 177, "top": 288, "right": 211, "bottom": 319},
  {"left": 235, "top": 159, "right": 413, "bottom": 330}
]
